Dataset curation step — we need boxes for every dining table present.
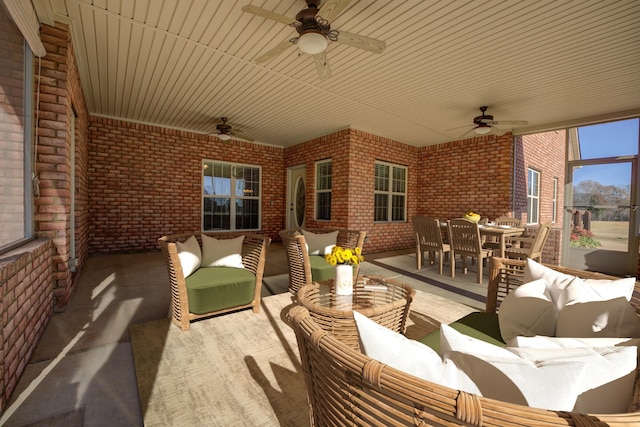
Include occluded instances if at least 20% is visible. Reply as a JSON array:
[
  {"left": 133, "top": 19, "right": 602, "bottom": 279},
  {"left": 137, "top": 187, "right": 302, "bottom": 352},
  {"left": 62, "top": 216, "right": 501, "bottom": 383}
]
[{"left": 440, "top": 221, "right": 525, "bottom": 258}]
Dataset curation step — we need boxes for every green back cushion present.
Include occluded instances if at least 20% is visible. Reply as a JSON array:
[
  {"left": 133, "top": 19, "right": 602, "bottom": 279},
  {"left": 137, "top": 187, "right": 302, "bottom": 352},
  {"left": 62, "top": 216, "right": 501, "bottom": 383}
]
[
  {"left": 309, "top": 255, "right": 335, "bottom": 282},
  {"left": 185, "top": 267, "right": 256, "bottom": 315},
  {"left": 419, "top": 312, "right": 504, "bottom": 354}
]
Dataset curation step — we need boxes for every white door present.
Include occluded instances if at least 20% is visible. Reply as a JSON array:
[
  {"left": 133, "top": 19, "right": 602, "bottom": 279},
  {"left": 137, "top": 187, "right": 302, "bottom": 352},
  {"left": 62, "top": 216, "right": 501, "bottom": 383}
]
[{"left": 287, "top": 165, "right": 306, "bottom": 229}]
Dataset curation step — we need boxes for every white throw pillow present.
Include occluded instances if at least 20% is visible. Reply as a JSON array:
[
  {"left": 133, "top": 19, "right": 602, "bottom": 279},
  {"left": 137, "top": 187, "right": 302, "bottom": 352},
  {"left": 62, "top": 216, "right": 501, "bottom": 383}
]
[
  {"left": 525, "top": 258, "right": 636, "bottom": 310},
  {"left": 175, "top": 235, "right": 201, "bottom": 278},
  {"left": 352, "top": 311, "right": 478, "bottom": 394},
  {"left": 508, "top": 345, "right": 638, "bottom": 413},
  {"left": 440, "top": 324, "right": 587, "bottom": 411},
  {"left": 509, "top": 335, "right": 640, "bottom": 349},
  {"left": 498, "top": 278, "right": 557, "bottom": 342},
  {"left": 302, "top": 230, "right": 338, "bottom": 255},
  {"left": 524, "top": 258, "right": 578, "bottom": 310},
  {"left": 201, "top": 234, "right": 245, "bottom": 268},
  {"left": 555, "top": 279, "right": 640, "bottom": 338}
]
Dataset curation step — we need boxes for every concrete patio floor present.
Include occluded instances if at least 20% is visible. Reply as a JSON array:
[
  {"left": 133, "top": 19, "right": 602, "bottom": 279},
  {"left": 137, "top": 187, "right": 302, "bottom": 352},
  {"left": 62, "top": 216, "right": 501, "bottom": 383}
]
[{"left": 0, "top": 243, "right": 490, "bottom": 426}]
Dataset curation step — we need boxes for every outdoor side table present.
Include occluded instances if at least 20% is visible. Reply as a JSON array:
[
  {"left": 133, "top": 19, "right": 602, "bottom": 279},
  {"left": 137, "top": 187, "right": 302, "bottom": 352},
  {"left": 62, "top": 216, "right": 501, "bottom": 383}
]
[{"left": 296, "top": 276, "right": 415, "bottom": 351}]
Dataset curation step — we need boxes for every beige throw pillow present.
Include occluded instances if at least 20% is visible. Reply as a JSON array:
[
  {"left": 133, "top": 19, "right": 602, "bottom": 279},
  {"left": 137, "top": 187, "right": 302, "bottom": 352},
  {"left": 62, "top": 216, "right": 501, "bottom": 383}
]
[
  {"left": 175, "top": 235, "right": 201, "bottom": 278},
  {"left": 201, "top": 234, "right": 245, "bottom": 268}
]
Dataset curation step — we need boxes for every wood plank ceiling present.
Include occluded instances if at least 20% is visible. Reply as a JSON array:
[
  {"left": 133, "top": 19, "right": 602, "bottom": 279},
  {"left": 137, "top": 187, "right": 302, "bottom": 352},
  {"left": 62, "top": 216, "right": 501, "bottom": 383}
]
[{"left": 37, "top": 0, "right": 640, "bottom": 147}]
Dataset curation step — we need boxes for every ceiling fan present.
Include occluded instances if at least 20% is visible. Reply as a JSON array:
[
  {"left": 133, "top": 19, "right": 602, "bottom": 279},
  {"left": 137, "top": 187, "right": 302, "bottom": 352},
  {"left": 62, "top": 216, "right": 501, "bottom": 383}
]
[
  {"left": 211, "top": 117, "right": 254, "bottom": 142},
  {"left": 242, "top": 0, "right": 386, "bottom": 79},
  {"left": 449, "top": 106, "right": 529, "bottom": 137}
]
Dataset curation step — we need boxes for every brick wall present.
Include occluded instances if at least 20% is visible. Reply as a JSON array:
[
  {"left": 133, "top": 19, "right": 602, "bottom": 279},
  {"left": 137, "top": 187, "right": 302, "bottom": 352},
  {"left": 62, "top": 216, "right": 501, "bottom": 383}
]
[
  {"left": 35, "top": 22, "right": 90, "bottom": 308},
  {"left": 418, "top": 133, "right": 514, "bottom": 220},
  {"left": 0, "top": 239, "right": 54, "bottom": 413},
  {"left": 283, "top": 128, "right": 420, "bottom": 253},
  {"left": 88, "top": 117, "right": 284, "bottom": 251}
]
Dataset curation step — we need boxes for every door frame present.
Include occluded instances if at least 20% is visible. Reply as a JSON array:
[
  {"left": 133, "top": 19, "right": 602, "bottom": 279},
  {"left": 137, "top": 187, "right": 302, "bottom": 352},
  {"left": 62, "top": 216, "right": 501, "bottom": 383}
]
[{"left": 286, "top": 164, "right": 306, "bottom": 229}]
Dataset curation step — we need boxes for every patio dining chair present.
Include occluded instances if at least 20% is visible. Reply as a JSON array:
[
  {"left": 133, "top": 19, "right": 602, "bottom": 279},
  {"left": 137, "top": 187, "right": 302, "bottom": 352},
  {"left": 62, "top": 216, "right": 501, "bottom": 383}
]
[
  {"left": 447, "top": 218, "right": 493, "bottom": 283},
  {"left": 505, "top": 222, "right": 552, "bottom": 262},
  {"left": 483, "top": 216, "right": 523, "bottom": 251},
  {"left": 412, "top": 215, "right": 450, "bottom": 274}
]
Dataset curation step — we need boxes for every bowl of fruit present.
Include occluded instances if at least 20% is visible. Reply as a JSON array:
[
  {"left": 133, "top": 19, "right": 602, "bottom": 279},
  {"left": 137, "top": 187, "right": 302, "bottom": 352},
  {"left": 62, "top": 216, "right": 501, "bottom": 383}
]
[{"left": 464, "top": 211, "right": 481, "bottom": 223}]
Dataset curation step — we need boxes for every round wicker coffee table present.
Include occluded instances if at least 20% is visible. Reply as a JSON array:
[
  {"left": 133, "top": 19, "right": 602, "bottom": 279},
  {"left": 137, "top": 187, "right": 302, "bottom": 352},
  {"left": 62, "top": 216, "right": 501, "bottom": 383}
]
[{"left": 296, "top": 276, "right": 415, "bottom": 350}]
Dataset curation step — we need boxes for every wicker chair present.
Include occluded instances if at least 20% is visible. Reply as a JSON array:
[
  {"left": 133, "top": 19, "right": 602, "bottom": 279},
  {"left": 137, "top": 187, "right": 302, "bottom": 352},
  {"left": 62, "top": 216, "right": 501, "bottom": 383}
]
[
  {"left": 158, "top": 232, "right": 270, "bottom": 330},
  {"left": 412, "top": 215, "right": 450, "bottom": 274},
  {"left": 504, "top": 222, "right": 552, "bottom": 262},
  {"left": 447, "top": 218, "right": 493, "bottom": 283},
  {"left": 287, "top": 257, "right": 640, "bottom": 426},
  {"left": 279, "top": 228, "right": 366, "bottom": 296}
]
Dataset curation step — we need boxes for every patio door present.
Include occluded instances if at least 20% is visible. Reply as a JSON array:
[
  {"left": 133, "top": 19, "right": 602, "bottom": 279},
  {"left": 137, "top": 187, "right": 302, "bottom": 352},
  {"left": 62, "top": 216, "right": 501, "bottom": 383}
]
[
  {"left": 287, "top": 165, "right": 306, "bottom": 229},
  {"left": 563, "top": 119, "right": 639, "bottom": 276}
]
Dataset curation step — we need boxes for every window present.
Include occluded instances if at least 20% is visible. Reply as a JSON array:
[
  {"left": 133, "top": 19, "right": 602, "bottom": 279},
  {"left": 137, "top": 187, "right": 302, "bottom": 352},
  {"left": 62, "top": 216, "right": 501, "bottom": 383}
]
[
  {"left": 0, "top": 8, "right": 34, "bottom": 253},
  {"left": 552, "top": 177, "right": 558, "bottom": 223},
  {"left": 315, "top": 160, "right": 332, "bottom": 220},
  {"left": 527, "top": 168, "right": 540, "bottom": 224},
  {"left": 374, "top": 161, "right": 407, "bottom": 222},
  {"left": 202, "top": 161, "right": 260, "bottom": 231}
]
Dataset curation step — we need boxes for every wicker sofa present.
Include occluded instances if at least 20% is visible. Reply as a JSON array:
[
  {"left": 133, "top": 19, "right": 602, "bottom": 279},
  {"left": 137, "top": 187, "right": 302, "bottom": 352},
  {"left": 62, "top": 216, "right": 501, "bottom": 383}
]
[
  {"left": 279, "top": 228, "right": 366, "bottom": 296},
  {"left": 158, "top": 232, "right": 270, "bottom": 331},
  {"left": 287, "top": 257, "right": 640, "bottom": 426}
]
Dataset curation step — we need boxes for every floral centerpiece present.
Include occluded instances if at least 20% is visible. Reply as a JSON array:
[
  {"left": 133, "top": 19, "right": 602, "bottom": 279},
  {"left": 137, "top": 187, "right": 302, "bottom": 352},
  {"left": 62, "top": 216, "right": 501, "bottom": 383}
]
[
  {"left": 325, "top": 246, "right": 364, "bottom": 296},
  {"left": 325, "top": 246, "right": 364, "bottom": 267}
]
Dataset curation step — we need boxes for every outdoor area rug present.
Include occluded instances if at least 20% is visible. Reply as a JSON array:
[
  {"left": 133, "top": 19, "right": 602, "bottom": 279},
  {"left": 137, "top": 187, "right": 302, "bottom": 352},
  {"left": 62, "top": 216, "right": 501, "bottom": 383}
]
[{"left": 130, "top": 288, "right": 477, "bottom": 426}]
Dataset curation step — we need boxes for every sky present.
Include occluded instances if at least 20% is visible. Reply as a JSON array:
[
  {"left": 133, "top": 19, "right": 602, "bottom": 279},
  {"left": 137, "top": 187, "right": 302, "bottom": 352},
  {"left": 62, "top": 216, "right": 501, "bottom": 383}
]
[{"left": 573, "top": 118, "right": 639, "bottom": 187}]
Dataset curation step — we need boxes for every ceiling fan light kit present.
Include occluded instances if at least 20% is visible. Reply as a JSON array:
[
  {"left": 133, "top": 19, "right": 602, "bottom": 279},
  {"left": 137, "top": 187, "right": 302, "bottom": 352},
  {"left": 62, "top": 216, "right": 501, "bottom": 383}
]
[
  {"left": 474, "top": 124, "right": 492, "bottom": 134},
  {"left": 298, "top": 31, "right": 328, "bottom": 54},
  {"left": 217, "top": 133, "right": 231, "bottom": 141}
]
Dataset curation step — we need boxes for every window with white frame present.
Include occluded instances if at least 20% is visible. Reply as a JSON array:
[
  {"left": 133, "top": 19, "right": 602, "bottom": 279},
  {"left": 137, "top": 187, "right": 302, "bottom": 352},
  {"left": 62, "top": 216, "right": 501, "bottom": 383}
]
[
  {"left": 0, "top": 9, "right": 34, "bottom": 253},
  {"left": 527, "top": 168, "right": 540, "bottom": 224},
  {"left": 202, "top": 161, "right": 261, "bottom": 231},
  {"left": 552, "top": 177, "right": 558, "bottom": 223},
  {"left": 315, "top": 159, "right": 332, "bottom": 220},
  {"left": 374, "top": 161, "right": 407, "bottom": 222}
]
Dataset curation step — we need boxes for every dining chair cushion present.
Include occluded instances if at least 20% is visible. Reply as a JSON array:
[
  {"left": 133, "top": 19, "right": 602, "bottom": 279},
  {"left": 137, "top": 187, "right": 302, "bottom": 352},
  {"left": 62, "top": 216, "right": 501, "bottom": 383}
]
[
  {"left": 185, "top": 267, "right": 256, "bottom": 314},
  {"left": 440, "top": 324, "right": 587, "bottom": 411},
  {"left": 507, "top": 345, "right": 638, "bottom": 413},
  {"left": 302, "top": 229, "right": 338, "bottom": 255},
  {"left": 309, "top": 255, "right": 335, "bottom": 282},
  {"left": 498, "top": 279, "right": 557, "bottom": 342},
  {"left": 176, "top": 235, "right": 202, "bottom": 278},
  {"left": 201, "top": 234, "right": 245, "bottom": 268}
]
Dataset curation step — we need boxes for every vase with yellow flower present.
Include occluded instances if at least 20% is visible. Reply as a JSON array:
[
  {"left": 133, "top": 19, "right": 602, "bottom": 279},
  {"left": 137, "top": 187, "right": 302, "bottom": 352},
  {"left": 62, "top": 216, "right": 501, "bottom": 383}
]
[{"left": 325, "top": 246, "right": 365, "bottom": 296}]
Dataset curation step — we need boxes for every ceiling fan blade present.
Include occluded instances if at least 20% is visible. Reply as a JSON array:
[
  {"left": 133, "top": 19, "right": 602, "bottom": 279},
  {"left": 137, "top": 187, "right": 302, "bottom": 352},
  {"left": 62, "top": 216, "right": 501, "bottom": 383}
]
[
  {"left": 319, "top": 0, "right": 352, "bottom": 22},
  {"left": 241, "top": 5, "right": 294, "bottom": 25},
  {"left": 335, "top": 31, "right": 386, "bottom": 53},
  {"left": 491, "top": 126, "right": 507, "bottom": 136},
  {"left": 445, "top": 124, "right": 473, "bottom": 132},
  {"left": 231, "top": 132, "right": 255, "bottom": 142},
  {"left": 460, "top": 128, "right": 476, "bottom": 138},
  {"left": 314, "top": 52, "right": 331, "bottom": 80},
  {"left": 491, "top": 120, "right": 529, "bottom": 126},
  {"left": 255, "top": 40, "right": 294, "bottom": 63}
]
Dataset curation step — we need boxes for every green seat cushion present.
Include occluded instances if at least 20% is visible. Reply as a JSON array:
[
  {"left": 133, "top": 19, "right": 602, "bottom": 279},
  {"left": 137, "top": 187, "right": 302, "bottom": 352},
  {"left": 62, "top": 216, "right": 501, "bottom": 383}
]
[
  {"left": 309, "top": 255, "right": 335, "bottom": 282},
  {"left": 185, "top": 267, "right": 256, "bottom": 315},
  {"left": 419, "top": 312, "right": 504, "bottom": 354}
]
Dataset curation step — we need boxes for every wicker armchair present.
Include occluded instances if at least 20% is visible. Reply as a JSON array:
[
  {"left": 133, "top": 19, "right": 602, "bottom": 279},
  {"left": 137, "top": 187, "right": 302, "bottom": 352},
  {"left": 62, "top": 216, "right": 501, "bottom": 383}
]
[
  {"left": 158, "top": 232, "right": 270, "bottom": 330},
  {"left": 279, "top": 228, "right": 366, "bottom": 296},
  {"left": 287, "top": 257, "right": 640, "bottom": 426}
]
